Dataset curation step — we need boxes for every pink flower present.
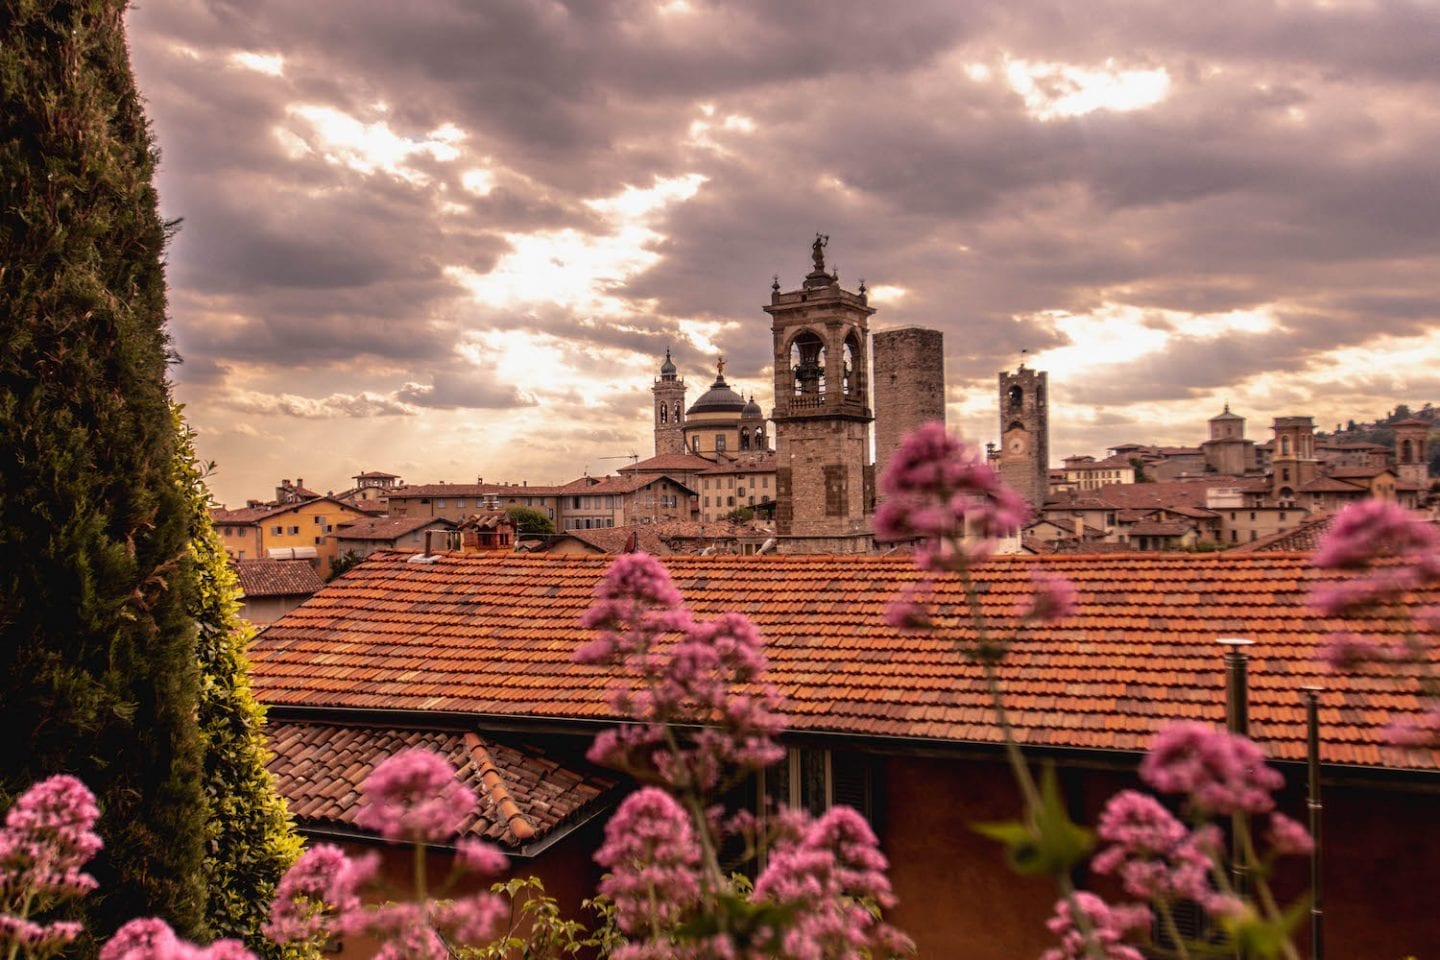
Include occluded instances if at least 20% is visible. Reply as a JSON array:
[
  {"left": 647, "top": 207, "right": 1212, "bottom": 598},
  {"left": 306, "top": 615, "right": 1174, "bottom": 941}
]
[
  {"left": 875, "top": 423, "right": 1028, "bottom": 560},
  {"left": 454, "top": 838, "right": 508, "bottom": 877},
  {"left": 266, "top": 844, "right": 376, "bottom": 944},
  {"left": 1092, "top": 791, "right": 1212, "bottom": 902},
  {"left": 0, "top": 775, "right": 103, "bottom": 901},
  {"left": 595, "top": 788, "right": 702, "bottom": 935},
  {"left": 752, "top": 806, "right": 911, "bottom": 960},
  {"left": 885, "top": 581, "right": 934, "bottom": 632},
  {"left": 355, "top": 750, "right": 477, "bottom": 843},
  {"left": 1041, "top": 892, "right": 1150, "bottom": 960},
  {"left": 1140, "top": 722, "right": 1284, "bottom": 815},
  {"left": 1267, "top": 812, "right": 1314, "bottom": 856},
  {"left": 1016, "top": 570, "right": 1079, "bottom": 623},
  {"left": 100, "top": 919, "right": 178, "bottom": 960},
  {"left": 433, "top": 892, "right": 507, "bottom": 946},
  {"left": 1384, "top": 706, "right": 1440, "bottom": 748},
  {"left": 1314, "top": 501, "right": 1438, "bottom": 570},
  {"left": 1317, "top": 631, "right": 1391, "bottom": 670}
]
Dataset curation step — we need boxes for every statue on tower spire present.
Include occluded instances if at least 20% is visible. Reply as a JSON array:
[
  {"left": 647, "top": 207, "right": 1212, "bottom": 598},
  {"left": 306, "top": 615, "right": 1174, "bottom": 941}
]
[{"left": 811, "top": 232, "right": 829, "bottom": 273}]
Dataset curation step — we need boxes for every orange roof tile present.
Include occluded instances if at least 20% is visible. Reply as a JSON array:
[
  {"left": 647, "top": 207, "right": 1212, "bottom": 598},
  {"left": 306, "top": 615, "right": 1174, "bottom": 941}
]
[
  {"left": 264, "top": 721, "right": 618, "bottom": 850},
  {"left": 232, "top": 559, "right": 325, "bottom": 598},
  {"left": 248, "top": 552, "right": 1440, "bottom": 772}
]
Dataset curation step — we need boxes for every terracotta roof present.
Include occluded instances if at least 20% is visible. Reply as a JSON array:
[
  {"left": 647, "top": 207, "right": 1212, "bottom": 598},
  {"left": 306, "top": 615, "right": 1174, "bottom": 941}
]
[
  {"left": 557, "top": 474, "right": 695, "bottom": 496},
  {"left": 1231, "top": 515, "right": 1335, "bottom": 554},
  {"left": 335, "top": 516, "right": 454, "bottom": 541},
  {"left": 264, "top": 722, "right": 617, "bottom": 850},
  {"left": 1127, "top": 520, "right": 1192, "bottom": 536},
  {"left": 355, "top": 471, "right": 401, "bottom": 480},
  {"left": 390, "top": 483, "right": 569, "bottom": 499},
  {"left": 1298, "top": 477, "right": 1367, "bottom": 493},
  {"left": 620, "top": 453, "right": 718, "bottom": 474},
  {"left": 213, "top": 496, "right": 365, "bottom": 525},
  {"left": 231, "top": 559, "right": 325, "bottom": 598},
  {"left": 248, "top": 552, "right": 1440, "bottom": 772},
  {"left": 551, "top": 527, "right": 672, "bottom": 555},
  {"left": 1327, "top": 466, "right": 1394, "bottom": 480}
]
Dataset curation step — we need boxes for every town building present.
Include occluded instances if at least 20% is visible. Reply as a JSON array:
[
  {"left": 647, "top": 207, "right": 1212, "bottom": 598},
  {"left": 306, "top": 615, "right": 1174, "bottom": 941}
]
[
  {"left": 212, "top": 496, "right": 370, "bottom": 572},
  {"left": 332, "top": 515, "right": 458, "bottom": 562},
  {"left": 248, "top": 550, "right": 1440, "bottom": 960},
  {"left": 872, "top": 326, "right": 946, "bottom": 488},
  {"left": 995, "top": 365, "right": 1049, "bottom": 511},
  {"left": 229, "top": 558, "right": 324, "bottom": 624},
  {"left": 696, "top": 456, "right": 778, "bottom": 521}
]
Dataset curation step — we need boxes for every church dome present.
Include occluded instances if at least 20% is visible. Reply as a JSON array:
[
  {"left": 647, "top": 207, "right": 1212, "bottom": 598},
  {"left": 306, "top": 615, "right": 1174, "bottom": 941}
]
[
  {"left": 741, "top": 395, "right": 763, "bottom": 419},
  {"left": 687, "top": 375, "right": 746, "bottom": 415}
]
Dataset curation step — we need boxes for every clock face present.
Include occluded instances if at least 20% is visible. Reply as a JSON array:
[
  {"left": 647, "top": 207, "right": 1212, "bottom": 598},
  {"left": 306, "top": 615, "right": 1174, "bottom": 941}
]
[{"left": 1007, "top": 434, "right": 1028, "bottom": 454}]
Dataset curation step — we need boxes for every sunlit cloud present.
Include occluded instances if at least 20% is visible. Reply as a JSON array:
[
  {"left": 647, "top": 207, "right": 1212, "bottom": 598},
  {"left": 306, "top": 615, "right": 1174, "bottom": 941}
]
[
  {"left": 866, "top": 285, "right": 908, "bottom": 304},
  {"left": 282, "top": 105, "right": 466, "bottom": 183},
  {"left": 1003, "top": 57, "right": 1171, "bottom": 121},
  {"left": 445, "top": 173, "right": 706, "bottom": 316},
  {"left": 229, "top": 51, "right": 285, "bottom": 76},
  {"left": 460, "top": 168, "right": 496, "bottom": 196}
]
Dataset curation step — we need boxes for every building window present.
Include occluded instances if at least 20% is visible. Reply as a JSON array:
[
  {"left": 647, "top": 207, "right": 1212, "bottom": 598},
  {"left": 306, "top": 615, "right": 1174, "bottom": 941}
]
[
  {"left": 287, "top": 526, "right": 299, "bottom": 535},
  {"left": 271, "top": 525, "right": 282, "bottom": 535},
  {"left": 1250, "top": 530, "right": 1258, "bottom": 541},
  {"left": 314, "top": 516, "right": 323, "bottom": 524},
  {"left": 761, "top": 749, "right": 874, "bottom": 823},
  {"left": 716, "top": 435, "right": 726, "bottom": 452},
  {"left": 313, "top": 536, "right": 323, "bottom": 545},
  {"left": 692, "top": 436, "right": 700, "bottom": 453}
]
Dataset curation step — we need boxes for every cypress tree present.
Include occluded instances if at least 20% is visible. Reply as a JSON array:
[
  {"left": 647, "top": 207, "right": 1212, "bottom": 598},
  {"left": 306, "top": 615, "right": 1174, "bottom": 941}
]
[
  {"left": 0, "top": 0, "right": 208, "bottom": 947},
  {"left": 175, "top": 421, "right": 308, "bottom": 960}
]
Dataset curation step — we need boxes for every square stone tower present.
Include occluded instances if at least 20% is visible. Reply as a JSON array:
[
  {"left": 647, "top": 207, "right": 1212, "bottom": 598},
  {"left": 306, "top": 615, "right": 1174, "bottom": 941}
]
[
  {"left": 766, "top": 235, "right": 875, "bottom": 553},
  {"left": 651, "top": 348, "right": 687, "bottom": 456},
  {"left": 1393, "top": 418, "right": 1430, "bottom": 488},
  {"left": 1271, "top": 416, "right": 1319, "bottom": 501},
  {"left": 997, "top": 365, "right": 1049, "bottom": 512},
  {"left": 873, "top": 327, "right": 946, "bottom": 490}
]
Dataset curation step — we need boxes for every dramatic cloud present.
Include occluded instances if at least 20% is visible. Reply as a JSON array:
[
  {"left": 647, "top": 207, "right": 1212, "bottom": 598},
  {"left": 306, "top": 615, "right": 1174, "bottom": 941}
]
[{"left": 126, "top": 0, "right": 1440, "bottom": 504}]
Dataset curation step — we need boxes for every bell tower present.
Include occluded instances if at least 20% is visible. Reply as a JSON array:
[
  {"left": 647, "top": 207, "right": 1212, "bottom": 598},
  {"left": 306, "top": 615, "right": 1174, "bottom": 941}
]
[
  {"left": 652, "top": 348, "right": 686, "bottom": 457},
  {"left": 996, "top": 365, "right": 1049, "bottom": 512},
  {"left": 766, "top": 235, "right": 875, "bottom": 553}
]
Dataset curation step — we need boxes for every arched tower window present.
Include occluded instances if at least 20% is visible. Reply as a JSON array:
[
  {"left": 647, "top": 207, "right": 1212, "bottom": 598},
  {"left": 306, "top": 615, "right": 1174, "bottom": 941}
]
[
  {"left": 1402, "top": 439, "right": 1414, "bottom": 463},
  {"left": 740, "top": 430, "right": 751, "bottom": 451},
  {"left": 674, "top": 401, "right": 683, "bottom": 423},
  {"left": 754, "top": 426, "right": 765, "bottom": 449},
  {"left": 1280, "top": 436, "right": 1291, "bottom": 455},
  {"left": 659, "top": 403, "right": 668, "bottom": 425},
  {"left": 1008, "top": 385, "right": 1023, "bottom": 410},
  {"left": 791, "top": 332, "right": 826, "bottom": 397},
  {"left": 843, "top": 334, "right": 862, "bottom": 397}
]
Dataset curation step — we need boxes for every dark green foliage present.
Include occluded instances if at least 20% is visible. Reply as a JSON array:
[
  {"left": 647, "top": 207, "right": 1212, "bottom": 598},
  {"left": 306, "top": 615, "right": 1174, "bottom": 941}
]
[
  {"left": 327, "top": 549, "right": 365, "bottom": 581},
  {"left": 505, "top": 505, "right": 556, "bottom": 538},
  {"left": 176, "top": 424, "right": 308, "bottom": 960},
  {"left": 0, "top": 0, "right": 207, "bottom": 947}
]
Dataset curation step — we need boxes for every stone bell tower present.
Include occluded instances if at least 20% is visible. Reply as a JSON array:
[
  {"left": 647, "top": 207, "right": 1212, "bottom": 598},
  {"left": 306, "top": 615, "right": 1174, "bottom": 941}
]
[
  {"left": 652, "top": 348, "right": 687, "bottom": 457},
  {"left": 996, "top": 365, "right": 1050, "bottom": 512},
  {"left": 766, "top": 234, "right": 875, "bottom": 553}
]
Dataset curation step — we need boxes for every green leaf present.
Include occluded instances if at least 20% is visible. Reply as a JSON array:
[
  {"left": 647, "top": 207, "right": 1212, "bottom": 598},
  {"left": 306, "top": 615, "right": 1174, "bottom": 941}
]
[{"left": 972, "top": 766, "right": 1093, "bottom": 877}]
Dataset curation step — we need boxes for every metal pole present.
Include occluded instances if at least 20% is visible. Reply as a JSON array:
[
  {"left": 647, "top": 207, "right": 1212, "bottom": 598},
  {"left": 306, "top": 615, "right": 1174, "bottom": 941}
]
[
  {"left": 1218, "top": 637, "right": 1255, "bottom": 904},
  {"left": 1302, "top": 686, "right": 1324, "bottom": 960}
]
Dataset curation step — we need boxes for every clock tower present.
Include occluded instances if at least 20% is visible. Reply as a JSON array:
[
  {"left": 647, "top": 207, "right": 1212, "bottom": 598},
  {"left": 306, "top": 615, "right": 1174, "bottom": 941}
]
[{"left": 997, "top": 365, "right": 1049, "bottom": 512}]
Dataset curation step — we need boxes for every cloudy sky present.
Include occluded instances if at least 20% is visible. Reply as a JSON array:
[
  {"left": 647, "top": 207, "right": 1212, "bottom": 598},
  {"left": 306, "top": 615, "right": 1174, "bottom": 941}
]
[{"left": 126, "top": 1, "right": 1440, "bottom": 506}]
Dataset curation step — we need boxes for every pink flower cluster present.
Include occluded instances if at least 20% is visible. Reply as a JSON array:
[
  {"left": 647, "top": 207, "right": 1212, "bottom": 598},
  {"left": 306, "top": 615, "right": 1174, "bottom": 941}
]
[
  {"left": 594, "top": 788, "right": 702, "bottom": 935},
  {"left": 101, "top": 919, "right": 257, "bottom": 960},
  {"left": 267, "top": 750, "right": 509, "bottom": 956},
  {"left": 1040, "top": 892, "right": 1150, "bottom": 960},
  {"left": 1139, "top": 722, "right": 1285, "bottom": 815},
  {"left": 874, "top": 422, "right": 1030, "bottom": 569},
  {"left": 355, "top": 749, "right": 479, "bottom": 843},
  {"left": 1092, "top": 791, "right": 1216, "bottom": 903},
  {"left": 0, "top": 775, "right": 104, "bottom": 959},
  {"left": 576, "top": 553, "right": 785, "bottom": 792},
  {"left": 1309, "top": 501, "right": 1440, "bottom": 616},
  {"left": 1014, "top": 569, "right": 1080, "bottom": 623},
  {"left": 752, "top": 806, "right": 912, "bottom": 960}
]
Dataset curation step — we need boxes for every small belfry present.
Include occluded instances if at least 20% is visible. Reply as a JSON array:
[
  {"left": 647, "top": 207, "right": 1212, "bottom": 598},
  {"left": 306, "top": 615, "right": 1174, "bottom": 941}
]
[
  {"left": 996, "top": 364, "right": 1050, "bottom": 512},
  {"left": 766, "top": 234, "right": 876, "bottom": 553},
  {"left": 652, "top": 347, "right": 687, "bottom": 456}
]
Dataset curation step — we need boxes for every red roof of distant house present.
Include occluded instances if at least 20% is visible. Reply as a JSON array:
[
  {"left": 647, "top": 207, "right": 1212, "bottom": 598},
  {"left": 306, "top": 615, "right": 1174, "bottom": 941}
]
[
  {"left": 557, "top": 474, "right": 696, "bottom": 496},
  {"left": 1230, "top": 514, "right": 1335, "bottom": 554},
  {"left": 619, "top": 453, "right": 718, "bottom": 474},
  {"left": 213, "top": 496, "right": 365, "bottom": 525},
  {"left": 264, "top": 722, "right": 617, "bottom": 850},
  {"left": 248, "top": 552, "right": 1440, "bottom": 772},
  {"left": 335, "top": 516, "right": 454, "bottom": 541},
  {"left": 231, "top": 559, "right": 325, "bottom": 598}
]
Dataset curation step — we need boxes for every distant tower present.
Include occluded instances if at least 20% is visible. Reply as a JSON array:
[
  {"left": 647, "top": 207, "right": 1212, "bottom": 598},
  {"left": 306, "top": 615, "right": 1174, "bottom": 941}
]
[
  {"left": 1393, "top": 418, "right": 1431, "bottom": 488},
  {"left": 873, "top": 327, "right": 946, "bottom": 490},
  {"left": 1271, "top": 416, "right": 1319, "bottom": 501},
  {"left": 1201, "top": 404, "right": 1256, "bottom": 475},
  {"left": 766, "top": 234, "right": 875, "bottom": 553},
  {"left": 739, "top": 394, "right": 768, "bottom": 453},
  {"left": 996, "top": 366, "right": 1050, "bottom": 512},
  {"left": 652, "top": 348, "right": 686, "bottom": 457}
]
